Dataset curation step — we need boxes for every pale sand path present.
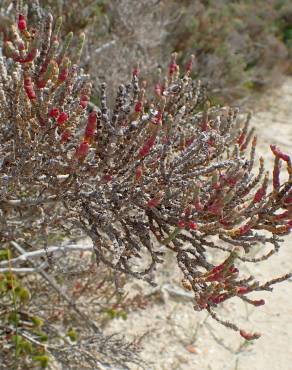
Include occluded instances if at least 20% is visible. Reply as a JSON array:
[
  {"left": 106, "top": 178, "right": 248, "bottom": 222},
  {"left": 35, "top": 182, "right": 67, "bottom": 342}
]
[{"left": 106, "top": 78, "right": 292, "bottom": 370}]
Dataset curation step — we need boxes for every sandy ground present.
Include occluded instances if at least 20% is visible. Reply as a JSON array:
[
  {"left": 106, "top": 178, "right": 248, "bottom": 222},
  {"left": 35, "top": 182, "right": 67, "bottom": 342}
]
[{"left": 105, "top": 78, "right": 292, "bottom": 370}]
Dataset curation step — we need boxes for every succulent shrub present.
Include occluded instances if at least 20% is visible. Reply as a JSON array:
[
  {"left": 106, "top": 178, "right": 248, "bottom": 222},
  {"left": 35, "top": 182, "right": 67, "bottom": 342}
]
[
  {"left": 0, "top": 3, "right": 292, "bottom": 368},
  {"left": 0, "top": 7, "right": 143, "bottom": 370}
]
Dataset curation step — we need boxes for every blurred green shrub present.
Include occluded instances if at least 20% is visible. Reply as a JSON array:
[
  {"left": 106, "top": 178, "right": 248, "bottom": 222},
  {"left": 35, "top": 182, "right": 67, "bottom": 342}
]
[{"left": 171, "top": 0, "right": 292, "bottom": 103}]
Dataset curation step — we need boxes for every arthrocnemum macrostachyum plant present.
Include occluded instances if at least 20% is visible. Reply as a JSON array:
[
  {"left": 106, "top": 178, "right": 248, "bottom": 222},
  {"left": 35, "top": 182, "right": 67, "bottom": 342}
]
[
  {"left": 0, "top": 7, "right": 292, "bottom": 348},
  {"left": 0, "top": 9, "right": 145, "bottom": 370}
]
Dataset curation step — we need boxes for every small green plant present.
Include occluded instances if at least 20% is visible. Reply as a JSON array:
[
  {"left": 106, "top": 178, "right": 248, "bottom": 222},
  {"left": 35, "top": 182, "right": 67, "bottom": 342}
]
[{"left": 0, "top": 263, "right": 50, "bottom": 368}]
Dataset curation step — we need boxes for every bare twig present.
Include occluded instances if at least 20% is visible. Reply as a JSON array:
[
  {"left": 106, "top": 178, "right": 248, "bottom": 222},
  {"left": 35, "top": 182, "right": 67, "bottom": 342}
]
[{"left": 1, "top": 242, "right": 93, "bottom": 267}]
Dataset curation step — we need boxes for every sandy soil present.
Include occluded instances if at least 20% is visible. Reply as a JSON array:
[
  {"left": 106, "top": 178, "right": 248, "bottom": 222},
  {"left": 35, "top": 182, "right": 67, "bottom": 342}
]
[{"left": 105, "top": 78, "right": 292, "bottom": 370}]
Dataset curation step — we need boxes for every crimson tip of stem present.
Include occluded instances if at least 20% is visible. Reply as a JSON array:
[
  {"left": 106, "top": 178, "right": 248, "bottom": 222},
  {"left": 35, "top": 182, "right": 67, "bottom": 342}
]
[{"left": 240, "top": 330, "right": 261, "bottom": 341}]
